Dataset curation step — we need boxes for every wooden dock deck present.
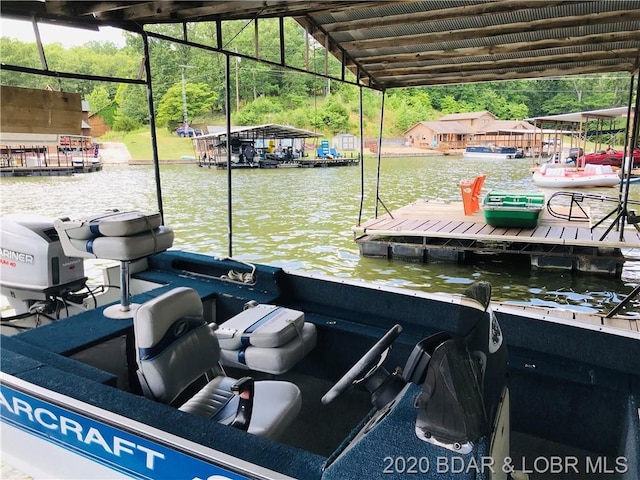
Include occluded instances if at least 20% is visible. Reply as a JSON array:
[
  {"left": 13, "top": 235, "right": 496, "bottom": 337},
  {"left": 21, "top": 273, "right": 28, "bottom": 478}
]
[
  {"left": 354, "top": 200, "right": 640, "bottom": 276},
  {"left": 0, "top": 164, "right": 102, "bottom": 177},
  {"left": 492, "top": 301, "right": 640, "bottom": 335}
]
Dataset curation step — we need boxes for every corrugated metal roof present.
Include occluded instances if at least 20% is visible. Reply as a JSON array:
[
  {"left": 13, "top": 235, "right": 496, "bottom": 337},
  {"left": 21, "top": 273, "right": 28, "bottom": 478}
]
[
  {"left": 2, "top": 1, "right": 639, "bottom": 89},
  {"left": 527, "top": 107, "right": 634, "bottom": 124},
  {"left": 202, "top": 124, "right": 322, "bottom": 140}
]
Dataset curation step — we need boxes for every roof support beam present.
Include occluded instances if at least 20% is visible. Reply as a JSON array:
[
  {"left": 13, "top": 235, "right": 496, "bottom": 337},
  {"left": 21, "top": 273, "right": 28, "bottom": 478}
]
[
  {"left": 356, "top": 31, "right": 640, "bottom": 66},
  {"left": 388, "top": 64, "right": 639, "bottom": 88},
  {"left": 370, "top": 49, "right": 640, "bottom": 78},
  {"left": 339, "top": 12, "right": 640, "bottom": 50}
]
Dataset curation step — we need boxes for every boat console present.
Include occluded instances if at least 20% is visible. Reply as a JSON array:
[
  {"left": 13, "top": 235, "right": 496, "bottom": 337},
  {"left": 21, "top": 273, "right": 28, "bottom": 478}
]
[{"left": 320, "top": 282, "right": 509, "bottom": 477}]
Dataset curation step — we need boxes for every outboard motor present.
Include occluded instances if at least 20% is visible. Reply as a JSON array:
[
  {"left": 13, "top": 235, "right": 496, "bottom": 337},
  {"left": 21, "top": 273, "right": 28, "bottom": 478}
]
[
  {"left": 0, "top": 215, "right": 86, "bottom": 315},
  {"left": 413, "top": 281, "right": 508, "bottom": 453}
]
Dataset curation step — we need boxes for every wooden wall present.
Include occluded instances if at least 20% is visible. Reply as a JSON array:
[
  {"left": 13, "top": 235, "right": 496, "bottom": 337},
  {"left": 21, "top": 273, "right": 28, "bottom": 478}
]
[{"left": 1, "top": 86, "right": 82, "bottom": 135}]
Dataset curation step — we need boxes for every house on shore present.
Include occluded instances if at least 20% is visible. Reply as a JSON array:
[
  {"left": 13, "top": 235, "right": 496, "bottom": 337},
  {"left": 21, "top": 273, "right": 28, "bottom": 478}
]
[
  {"left": 404, "top": 121, "right": 475, "bottom": 150},
  {"left": 403, "top": 111, "right": 538, "bottom": 153}
]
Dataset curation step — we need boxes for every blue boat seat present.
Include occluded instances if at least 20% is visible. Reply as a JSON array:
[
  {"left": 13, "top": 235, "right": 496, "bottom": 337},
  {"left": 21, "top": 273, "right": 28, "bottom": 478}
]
[
  {"left": 216, "top": 304, "right": 317, "bottom": 374},
  {"left": 54, "top": 210, "right": 174, "bottom": 318},
  {"left": 134, "top": 287, "right": 301, "bottom": 439}
]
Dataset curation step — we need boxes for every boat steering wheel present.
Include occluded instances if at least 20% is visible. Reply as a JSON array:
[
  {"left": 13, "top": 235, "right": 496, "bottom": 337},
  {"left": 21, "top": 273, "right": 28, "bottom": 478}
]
[{"left": 321, "top": 324, "right": 403, "bottom": 405}]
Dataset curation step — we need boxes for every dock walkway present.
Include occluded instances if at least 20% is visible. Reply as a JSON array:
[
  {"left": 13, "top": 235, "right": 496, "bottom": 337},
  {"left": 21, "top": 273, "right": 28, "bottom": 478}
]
[
  {"left": 0, "top": 164, "right": 102, "bottom": 177},
  {"left": 354, "top": 200, "right": 640, "bottom": 276}
]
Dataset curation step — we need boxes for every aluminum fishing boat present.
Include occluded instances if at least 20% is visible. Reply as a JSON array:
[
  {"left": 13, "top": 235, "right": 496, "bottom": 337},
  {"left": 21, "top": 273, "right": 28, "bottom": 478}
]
[
  {"left": 2, "top": 3, "right": 639, "bottom": 479},
  {"left": 1, "top": 211, "right": 638, "bottom": 480}
]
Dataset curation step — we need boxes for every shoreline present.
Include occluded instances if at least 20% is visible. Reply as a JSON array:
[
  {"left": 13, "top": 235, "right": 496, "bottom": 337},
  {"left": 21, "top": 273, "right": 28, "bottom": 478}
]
[{"left": 99, "top": 142, "right": 453, "bottom": 165}]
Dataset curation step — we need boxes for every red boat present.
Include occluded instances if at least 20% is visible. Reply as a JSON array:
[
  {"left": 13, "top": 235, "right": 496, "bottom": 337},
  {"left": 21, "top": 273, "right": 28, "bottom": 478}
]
[{"left": 579, "top": 147, "right": 640, "bottom": 167}]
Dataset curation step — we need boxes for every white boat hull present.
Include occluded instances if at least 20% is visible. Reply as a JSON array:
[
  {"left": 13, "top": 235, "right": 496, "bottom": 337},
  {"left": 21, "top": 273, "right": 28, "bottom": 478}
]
[
  {"left": 532, "top": 172, "right": 620, "bottom": 188},
  {"left": 532, "top": 164, "right": 620, "bottom": 188},
  {"left": 462, "top": 152, "right": 515, "bottom": 160},
  {"left": 1, "top": 375, "right": 290, "bottom": 480},
  {"left": 1, "top": 250, "right": 639, "bottom": 480}
]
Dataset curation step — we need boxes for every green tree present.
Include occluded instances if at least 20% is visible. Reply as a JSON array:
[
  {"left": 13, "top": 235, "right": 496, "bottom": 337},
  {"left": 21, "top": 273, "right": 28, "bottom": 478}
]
[
  {"left": 439, "top": 95, "right": 460, "bottom": 114},
  {"left": 113, "top": 84, "right": 148, "bottom": 131},
  {"left": 156, "top": 82, "right": 218, "bottom": 128},
  {"left": 318, "top": 97, "right": 349, "bottom": 134},
  {"left": 386, "top": 88, "right": 436, "bottom": 131},
  {"left": 86, "top": 86, "right": 111, "bottom": 114},
  {"left": 1, "top": 27, "right": 635, "bottom": 138},
  {"left": 233, "top": 96, "right": 283, "bottom": 124}
]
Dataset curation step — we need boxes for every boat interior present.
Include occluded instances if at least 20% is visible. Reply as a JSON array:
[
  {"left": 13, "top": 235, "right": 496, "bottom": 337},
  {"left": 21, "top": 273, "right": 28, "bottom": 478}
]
[
  {"left": 2, "top": 241, "right": 639, "bottom": 479},
  {"left": 1, "top": 1, "right": 640, "bottom": 478}
]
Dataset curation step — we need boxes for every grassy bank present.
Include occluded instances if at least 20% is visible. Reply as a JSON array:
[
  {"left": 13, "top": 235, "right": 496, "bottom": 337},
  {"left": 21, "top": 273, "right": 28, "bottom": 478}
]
[
  {"left": 100, "top": 127, "right": 612, "bottom": 163},
  {"left": 100, "top": 128, "right": 197, "bottom": 161}
]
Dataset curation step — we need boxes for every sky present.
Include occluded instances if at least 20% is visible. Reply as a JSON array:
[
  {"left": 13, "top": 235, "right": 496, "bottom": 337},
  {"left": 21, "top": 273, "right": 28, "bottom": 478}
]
[{"left": 0, "top": 18, "right": 126, "bottom": 47}]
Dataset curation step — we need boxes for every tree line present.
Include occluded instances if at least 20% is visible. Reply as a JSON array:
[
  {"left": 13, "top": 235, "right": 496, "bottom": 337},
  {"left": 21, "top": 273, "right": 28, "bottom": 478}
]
[{"left": 0, "top": 18, "right": 633, "bottom": 138}]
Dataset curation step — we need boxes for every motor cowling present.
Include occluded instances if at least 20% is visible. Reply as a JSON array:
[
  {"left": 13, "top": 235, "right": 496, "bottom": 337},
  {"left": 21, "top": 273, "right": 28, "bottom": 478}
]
[{"left": 0, "top": 215, "right": 85, "bottom": 314}]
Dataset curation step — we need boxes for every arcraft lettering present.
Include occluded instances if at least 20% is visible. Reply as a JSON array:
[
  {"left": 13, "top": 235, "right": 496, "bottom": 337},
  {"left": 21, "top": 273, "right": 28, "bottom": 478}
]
[{"left": 0, "top": 390, "right": 165, "bottom": 471}]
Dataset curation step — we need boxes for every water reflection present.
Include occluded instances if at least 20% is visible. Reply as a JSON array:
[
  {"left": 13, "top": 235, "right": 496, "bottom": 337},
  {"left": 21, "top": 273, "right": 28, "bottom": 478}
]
[{"left": 1, "top": 156, "right": 639, "bottom": 315}]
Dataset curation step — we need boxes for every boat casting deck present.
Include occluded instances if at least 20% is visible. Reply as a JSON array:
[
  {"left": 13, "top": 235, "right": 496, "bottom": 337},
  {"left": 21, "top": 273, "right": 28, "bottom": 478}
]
[{"left": 354, "top": 200, "right": 640, "bottom": 275}]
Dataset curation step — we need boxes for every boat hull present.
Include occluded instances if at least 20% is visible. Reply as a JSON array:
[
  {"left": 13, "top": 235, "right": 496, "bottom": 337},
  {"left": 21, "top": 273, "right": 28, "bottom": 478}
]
[
  {"left": 532, "top": 172, "right": 620, "bottom": 188},
  {"left": 463, "top": 146, "right": 519, "bottom": 160},
  {"left": 580, "top": 148, "right": 640, "bottom": 168},
  {"left": 1, "top": 375, "right": 293, "bottom": 480},
  {"left": 1, "top": 250, "right": 639, "bottom": 480},
  {"left": 532, "top": 164, "right": 620, "bottom": 188},
  {"left": 462, "top": 152, "right": 515, "bottom": 160}
]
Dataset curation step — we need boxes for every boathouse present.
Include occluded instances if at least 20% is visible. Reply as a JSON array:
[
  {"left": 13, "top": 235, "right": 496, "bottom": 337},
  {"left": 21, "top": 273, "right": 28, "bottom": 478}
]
[{"left": 0, "top": 86, "right": 101, "bottom": 176}]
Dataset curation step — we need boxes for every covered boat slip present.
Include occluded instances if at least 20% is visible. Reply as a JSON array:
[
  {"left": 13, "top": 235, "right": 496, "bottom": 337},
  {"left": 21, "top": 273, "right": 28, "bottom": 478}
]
[
  {"left": 1, "top": 2, "right": 640, "bottom": 479},
  {"left": 2, "top": 0, "right": 639, "bottom": 253},
  {"left": 0, "top": 87, "right": 102, "bottom": 176},
  {"left": 354, "top": 199, "right": 640, "bottom": 276},
  {"left": 192, "top": 124, "right": 358, "bottom": 169},
  {"left": 2, "top": 250, "right": 640, "bottom": 479}
]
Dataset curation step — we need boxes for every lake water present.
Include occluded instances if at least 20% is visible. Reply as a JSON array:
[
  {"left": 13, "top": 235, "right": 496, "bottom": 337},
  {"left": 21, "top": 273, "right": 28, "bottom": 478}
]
[{"left": 2, "top": 155, "right": 640, "bottom": 315}]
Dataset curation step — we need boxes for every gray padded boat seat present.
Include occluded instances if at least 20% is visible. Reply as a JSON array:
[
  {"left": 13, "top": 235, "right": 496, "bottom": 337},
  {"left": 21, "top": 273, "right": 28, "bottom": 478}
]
[
  {"left": 134, "top": 287, "right": 301, "bottom": 439},
  {"left": 54, "top": 210, "right": 174, "bottom": 318},
  {"left": 216, "top": 304, "right": 317, "bottom": 375}
]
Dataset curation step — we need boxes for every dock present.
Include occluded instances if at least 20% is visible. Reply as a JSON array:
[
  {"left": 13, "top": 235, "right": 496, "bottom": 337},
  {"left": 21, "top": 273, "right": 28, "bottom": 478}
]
[
  {"left": 0, "top": 163, "right": 103, "bottom": 177},
  {"left": 1, "top": 165, "right": 74, "bottom": 176},
  {"left": 197, "top": 156, "right": 359, "bottom": 169},
  {"left": 354, "top": 199, "right": 640, "bottom": 277}
]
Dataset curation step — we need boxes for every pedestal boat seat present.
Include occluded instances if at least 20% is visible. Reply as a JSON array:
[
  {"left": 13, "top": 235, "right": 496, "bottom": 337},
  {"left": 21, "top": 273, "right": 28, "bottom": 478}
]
[
  {"left": 53, "top": 210, "right": 174, "bottom": 319},
  {"left": 216, "top": 303, "right": 317, "bottom": 375},
  {"left": 134, "top": 287, "right": 301, "bottom": 439}
]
